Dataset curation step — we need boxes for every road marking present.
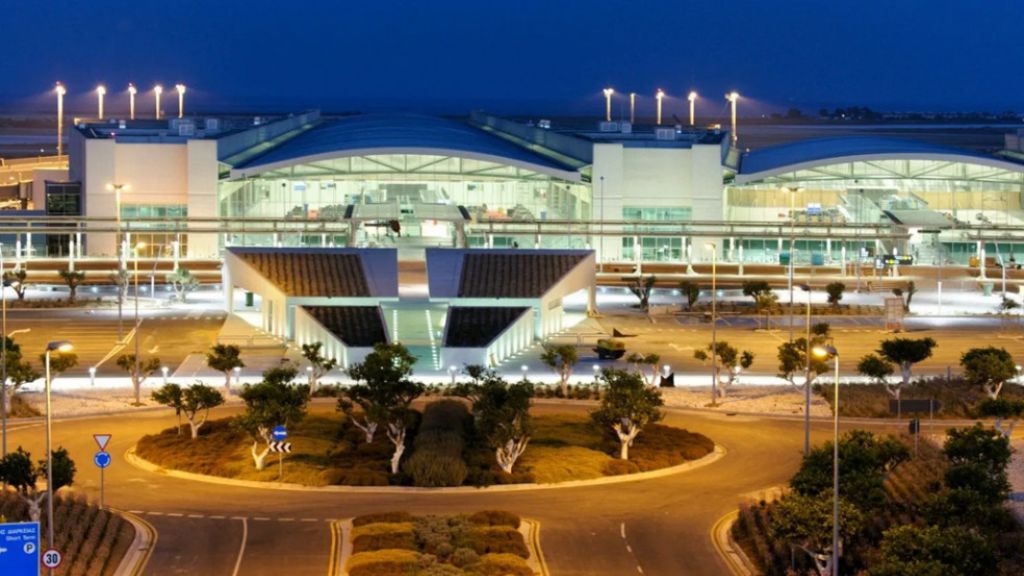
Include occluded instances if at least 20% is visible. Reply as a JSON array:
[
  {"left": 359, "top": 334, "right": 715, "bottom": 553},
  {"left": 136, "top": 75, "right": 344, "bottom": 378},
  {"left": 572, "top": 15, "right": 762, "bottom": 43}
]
[
  {"left": 128, "top": 510, "right": 144, "bottom": 514},
  {"left": 210, "top": 515, "right": 226, "bottom": 520},
  {"left": 626, "top": 545, "right": 633, "bottom": 553},
  {"left": 327, "top": 521, "right": 341, "bottom": 576},
  {"left": 187, "top": 514, "right": 204, "bottom": 519},
  {"left": 166, "top": 512, "right": 183, "bottom": 517},
  {"left": 231, "top": 516, "right": 247, "bottom": 521},
  {"left": 231, "top": 517, "right": 248, "bottom": 576},
  {"left": 636, "top": 566, "right": 644, "bottom": 574},
  {"left": 620, "top": 522, "right": 626, "bottom": 539}
]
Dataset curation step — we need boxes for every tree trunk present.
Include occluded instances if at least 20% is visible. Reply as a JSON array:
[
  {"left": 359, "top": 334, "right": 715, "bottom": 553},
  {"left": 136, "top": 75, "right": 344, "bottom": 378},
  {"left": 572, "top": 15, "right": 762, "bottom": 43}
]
[
  {"left": 387, "top": 423, "right": 406, "bottom": 474},
  {"left": 900, "top": 364, "right": 912, "bottom": 387},
  {"left": 189, "top": 419, "right": 201, "bottom": 440},
  {"left": 251, "top": 441, "right": 271, "bottom": 470},
  {"left": 352, "top": 419, "right": 377, "bottom": 443},
  {"left": 224, "top": 372, "right": 232, "bottom": 395},
  {"left": 24, "top": 493, "right": 44, "bottom": 523},
  {"left": 496, "top": 438, "right": 529, "bottom": 473},
  {"left": 613, "top": 421, "right": 639, "bottom": 460},
  {"left": 133, "top": 373, "right": 141, "bottom": 405},
  {"left": 2, "top": 386, "right": 12, "bottom": 416},
  {"left": 176, "top": 413, "right": 182, "bottom": 436}
]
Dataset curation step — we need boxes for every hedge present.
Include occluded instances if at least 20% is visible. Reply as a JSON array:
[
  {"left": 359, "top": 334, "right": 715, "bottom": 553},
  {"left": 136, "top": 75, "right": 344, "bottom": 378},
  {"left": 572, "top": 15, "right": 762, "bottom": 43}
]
[
  {"left": 354, "top": 512, "right": 415, "bottom": 527},
  {"left": 352, "top": 522, "right": 417, "bottom": 554},
  {"left": 468, "top": 553, "right": 533, "bottom": 576},
  {"left": 457, "top": 526, "right": 529, "bottom": 558},
  {"left": 467, "top": 510, "right": 521, "bottom": 529},
  {"left": 347, "top": 549, "right": 421, "bottom": 576}
]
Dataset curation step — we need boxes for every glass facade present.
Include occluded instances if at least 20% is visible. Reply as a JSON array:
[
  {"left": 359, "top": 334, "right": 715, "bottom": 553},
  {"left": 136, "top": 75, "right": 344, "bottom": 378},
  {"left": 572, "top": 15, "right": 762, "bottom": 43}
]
[{"left": 120, "top": 204, "right": 188, "bottom": 258}]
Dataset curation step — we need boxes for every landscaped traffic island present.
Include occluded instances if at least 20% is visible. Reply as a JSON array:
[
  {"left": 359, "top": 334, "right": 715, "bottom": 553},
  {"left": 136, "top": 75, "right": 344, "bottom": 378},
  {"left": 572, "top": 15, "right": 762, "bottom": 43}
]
[
  {"left": 135, "top": 406, "right": 714, "bottom": 487},
  {"left": 345, "top": 511, "right": 538, "bottom": 576}
]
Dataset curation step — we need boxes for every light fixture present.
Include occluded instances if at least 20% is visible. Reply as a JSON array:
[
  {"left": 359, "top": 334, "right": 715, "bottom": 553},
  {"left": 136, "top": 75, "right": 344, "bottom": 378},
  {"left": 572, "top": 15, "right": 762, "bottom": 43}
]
[
  {"left": 687, "top": 91, "right": 698, "bottom": 126},
  {"left": 96, "top": 85, "right": 107, "bottom": 119},
  {"left": 602, "top": 87, "right": 614, "bottom": 122},
  {"left": 655, "top": 89, "right": 665, "bottom": 125},
  {"left": 154, "top": 85, "right": 163, "bottom": 120},
  {"left": 128, "top": 84, "right": 138, "bottom": 120},
  {"left": 726, "top": 91, "right": 740, "bottom": 144},
  {"left": 55, "top": 83, "right": 67, "bottom": 156},
  {"left": 175, "top": 83, "right": 186, "bottom": 118}
]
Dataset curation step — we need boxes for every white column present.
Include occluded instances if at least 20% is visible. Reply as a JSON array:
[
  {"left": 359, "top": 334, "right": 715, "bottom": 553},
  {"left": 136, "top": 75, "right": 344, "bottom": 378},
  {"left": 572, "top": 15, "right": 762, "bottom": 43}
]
[
  {"left": 68, "top": 240, "right": 75, "bottom": 271},
  {"left": 24, "top": 234, "right": 31, "bottom": 261},
  {"left": 840, "top": 245, "right": 847, "bottom": 277},
  {"left": 172, "top": 241, "right": 181, "bottom": 272}
]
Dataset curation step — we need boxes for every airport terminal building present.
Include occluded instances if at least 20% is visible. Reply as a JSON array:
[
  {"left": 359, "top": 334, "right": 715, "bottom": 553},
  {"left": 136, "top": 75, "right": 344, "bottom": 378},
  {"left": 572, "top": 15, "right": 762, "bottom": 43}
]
[{"left": 5, "top": 109, "right": 1024, "bottom": 268}]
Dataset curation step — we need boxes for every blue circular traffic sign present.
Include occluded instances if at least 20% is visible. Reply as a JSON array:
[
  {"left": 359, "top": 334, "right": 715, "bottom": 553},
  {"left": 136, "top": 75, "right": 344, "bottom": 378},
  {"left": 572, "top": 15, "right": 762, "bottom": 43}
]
[
  {"left": 93, "top": 451, "right": 112, "bottom": 469},
  {"left": 272, "top": 425, "right": 288, "bottom": 441}
]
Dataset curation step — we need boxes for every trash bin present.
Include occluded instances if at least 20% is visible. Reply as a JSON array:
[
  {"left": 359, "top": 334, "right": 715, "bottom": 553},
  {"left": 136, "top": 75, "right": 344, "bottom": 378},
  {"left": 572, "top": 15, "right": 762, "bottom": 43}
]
[
  {"left": 811, "top": 253, "right": 825, "bottom": 266},
  {"left": 981, "top": 282, "right": 994, "bottom": 296},
  {"left": 245, "top": 291, "right": 254, "bottom": 307},
  {"left": 779, "top": 252, "right": 791, "bottom": 266}
]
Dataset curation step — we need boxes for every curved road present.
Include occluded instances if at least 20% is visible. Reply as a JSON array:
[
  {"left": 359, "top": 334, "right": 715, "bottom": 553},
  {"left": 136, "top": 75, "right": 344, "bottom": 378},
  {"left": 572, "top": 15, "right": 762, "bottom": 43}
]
[{"left": 7, "top": 403, "right": 864, "bottom": 575}]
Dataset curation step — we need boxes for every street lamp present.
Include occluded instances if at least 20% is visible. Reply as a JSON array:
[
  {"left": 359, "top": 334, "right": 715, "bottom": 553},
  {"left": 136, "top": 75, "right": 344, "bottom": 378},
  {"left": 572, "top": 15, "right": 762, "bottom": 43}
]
[
  {"left": 629, "top": 92, "right": 636, "bottom": 124},
  {"left": 812, "top": 343, "right": 840, "bottom": 575},
  {"left": 784, "top": 186, "right": 805, "bottom": 342},
  {"left": 44, "top": 340, "right": 73, "bottom": 557},
  {"left": 106, "top": 183, "right": 130, "bottom": 340},
  {"left": 153, "top": 85, "right": 163, "bottom": 120},
  {"left": 520, "top": 365, "right": 529, "bottom": 380},
  {"left": 128, "top": 84, "right": 137, "bottom": 120},
  {"left": 602, "top": 88, "right": 614, "bottom": 122},
  {"left": 96, "top": 85, "right": 106, "bottom": 120},
  {"left": 726, "top": 91, "right": 740, "bottom": 145},
  {"left": 448, "top": 365, "right": 458, "bottom": 386},
  {"left": 799, "top": 283, "right": 813, "bottom": 455},
  {"left": 89, "top": 366, "right": 96, "bottom": 387},
  {"left": 161, "top": 365, "right": 169, "bottom": 386},
  {"left": 705, "top": 242, "right": 718, "bottom": 404},
  {"left": 655, "top": 89, "right": 665, "bottom": 126},
  {"left": 175, "top": 83, "right": 186, "bottom": 118},
  {"left": 133, "top": 242, "right": 146, "bottom": 392},
  {"left": 55, "top": 83, "right": 66, "bottom": 157},
  {"left": 688, "top": 91, "right": 698, "bottom": 126}
]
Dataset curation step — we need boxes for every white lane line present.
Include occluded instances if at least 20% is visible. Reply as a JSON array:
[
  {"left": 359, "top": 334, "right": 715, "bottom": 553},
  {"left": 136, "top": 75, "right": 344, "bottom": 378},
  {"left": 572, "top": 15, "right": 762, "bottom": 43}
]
[
  {"left": 626, "top": 545, "right": 633, "bottom": 553},
  {"left": 620, "top": 522, "right": 626, "bottom": 539},
  {"left": 148, "top": 511, "right": 164, "bottom": 516},
  {"left": 637, "top": 566, "right": 644, "bottom": 574},
  {"left": 166, "top": 513, "right": 183, "bottom": 517},
  {"left": 231, "top": 516, "right": 247, "bottom": 521},
  {"left": 231, "top": 517, "right": 248, "bottom": 576},
  {"left": 210, "top": 515, "right": 226, "bottom": 520},
  {"left": 187, "top": 514, "right": 204, "bottom": 519},
  {"left": 128, "top": 510, "right": 144, "bottom": 514}
]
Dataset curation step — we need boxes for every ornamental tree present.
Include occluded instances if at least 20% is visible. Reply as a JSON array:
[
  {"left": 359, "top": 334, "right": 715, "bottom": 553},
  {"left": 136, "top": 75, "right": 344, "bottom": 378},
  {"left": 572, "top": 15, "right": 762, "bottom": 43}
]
[
  {"left": 301, "top": 342, "right": 338, "bottom": 394},
  {"left": 0, "top": 446, "right": 76, "bottom": 523},
  {"left": 166, "top": 268, "right": 200, "bottom": 303},
  {"left": 777, "top": 322, "right": 832, "bottom": 391},
  {"left": 768, "top": 492, "right": 864, "bottom": 576},
  {"left": 235, "top": 362, "right": 308, "bottom": 470},
  {"left": 870, "top": 524, "right": 996, "bottom": 576},
  {"left": 116, "top": 353, "right": 161, "bottom": 405},
  {"left": 693, "top": 341, "right": 754, "bottom": 399},
  {"left": 181, "top": 383, "right": 225, "bottom": 439},
  {"left": 960, "top": 346, "right": 1016, "bottom": 399},
  {"left": 339, "top": 343, "right": 423, "bottom": 473},
  {"left": 877, "top": 337, "right": 936, "bottom": 390},
  {"left": 1, "top": 336, "right": 40, "bottom": 416},
  {"left": 206, "top": 343, "right": 244, "bottom": 394},
  {"left": 742, "top": 280, "right": 777, "bottom": 330},
  {"left": 470, "top": 369, "right": 533, "bottom": 474},
  {"left": 628, "top": 275, "right": 656, "bottom": 313},
  {"left": 825, "top": 281, "right": 845, "bottom": 309},
  {"left": 677, "top": 281, "right": 701, "bottom": 311},
  {"left": 856, "top": 354, "right": 900, "bottom": 416},
  {"left": 790, "top": 430, "right": 909, "bottom": 511},
  {"left": 3, "top": 268, "right": 28, "bottom": 301},
  {"left": 151, "top": 383, "right": 185, "bottom": 435},
  {"left": 540, "top": 344, "right": 578, "bottom": 397},
  {"left": 625, "top": 351, "right": 662, "bottom": 387},
  {"left": 59, "top": 269, "right": 86, "bottom": 303},
  {"left": 976, "top": 397, "right": 1024, "bottom": 438},
  {"left": 591, "top": 369, "right": 663, "bottom": 460},
  {"left": 941, "top": 424, "right": 1012, "bottom": 506}
]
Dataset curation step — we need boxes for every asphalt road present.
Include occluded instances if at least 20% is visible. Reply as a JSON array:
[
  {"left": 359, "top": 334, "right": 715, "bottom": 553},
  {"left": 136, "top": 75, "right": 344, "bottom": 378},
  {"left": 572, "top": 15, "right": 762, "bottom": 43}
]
[{"left": 4, "top": 402, "right": 879, "bottom": 576}]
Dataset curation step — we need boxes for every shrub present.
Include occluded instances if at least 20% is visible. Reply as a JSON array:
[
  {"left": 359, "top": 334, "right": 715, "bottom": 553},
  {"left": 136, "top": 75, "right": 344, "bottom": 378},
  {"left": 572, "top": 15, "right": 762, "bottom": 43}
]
[
  {"left": 404, "top": 452, "right": 468, "bottom": 487},
  {"left": 467, "top": 510, "right": 520, "bottom": 529},
  {"left": 603, "top": 459, "right": 640, "bottom": 476},
  {"left": 467, "top": 553, "right": 533, "bottom": 576},
  {"left": 354, "top": 512, "right": 415, "bottom": 527},
  {"left": 405, "top": 401, "right": 472, "bottom": 487},
  {"left": 456, "top": 526, "right": 529, "bottom": 558},
  {"left": 347, "top": 549, "right": 421, "bottom": 576},
  {"left": 450, "top": 547, "right": 480, "bottom": 568},
  {"left": 352, "top": 522, "right": 417, "bottom": 553},
  {"left": 417, "top": 564, "right": 465, "bottom": 576}
]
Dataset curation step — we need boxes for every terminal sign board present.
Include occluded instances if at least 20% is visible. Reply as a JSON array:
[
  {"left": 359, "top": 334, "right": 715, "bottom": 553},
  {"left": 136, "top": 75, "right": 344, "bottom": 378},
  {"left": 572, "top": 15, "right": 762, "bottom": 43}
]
[
  {"left": 0, "top": 522, "right": 40, "bottom": 576},
  {"left": 875, "top": 254, "right": 914, "bottom": 268}
]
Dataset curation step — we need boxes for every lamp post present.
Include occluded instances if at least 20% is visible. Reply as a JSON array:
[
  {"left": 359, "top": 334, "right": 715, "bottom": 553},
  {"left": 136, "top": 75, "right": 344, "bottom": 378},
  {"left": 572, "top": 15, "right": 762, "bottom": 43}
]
[
  {"left": 726, "top": 91, "right": 740, "bottom": 145},
  {"left": 96, "top": 85, "right": 106, "bottom": 120},
  {"left": 89, "top": 366, "right": 96, "bottom": 387},
  {"left": 800, "top": 283, "right": 812, "bottom": 455},
  {"left": 602, "top": 88, "right": 614, "bottom": 122},
  {"left": 55, "top": 83, "right": 66, "bottom": 157},
  {"left": 655, "top": 89, "right": 665, "bottom": 126},
  {"left": 128, "top": 84, "right": 137, "bottom": 120},
  {"left": 688, "top": 91, "right": 698, "bottom": 126},
  {"left": 154, "top": 85, "right": 163, "bottom": 120},
  {"left": 175, "top": 84, "right": 186, "bottom": 118},
  {"left": 448, "top": 365, "right": 458, "bottom": 386},
  {"left": 44, "top": 340, "right": 73, "bottom": 561},
  {"left": 706, "top": 242, "right": 718, "bottom": 404},
  {"left": 161, "top": 365, "right": 169, "bottom": 386},
  {"left": 784, "top": 186, "right": 804, "bottom": 342},
  {"left": 629, "top": 92, "right": 636, "bottom": 124},
  {"left": 813, "top": 343, "right": 840, "bottom": 575},
  {"left": 106, "top": 183, "right": 130, "bottom": 340},
  {"left": 134, "top": 243, "right": 145, "bottom": 392}
]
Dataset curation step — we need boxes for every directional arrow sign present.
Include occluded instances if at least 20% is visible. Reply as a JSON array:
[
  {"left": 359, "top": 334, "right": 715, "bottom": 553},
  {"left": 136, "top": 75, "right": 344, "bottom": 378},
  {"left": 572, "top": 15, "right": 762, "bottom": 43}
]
[
  {"left": 93, "top": 434, "right": 112, "bottom": 452},
  {"left": 269, "top": 442, "right": 292, "bottom": 453},
  {"left": 272, "top": 425, "right": 287, "bottom": 442}
]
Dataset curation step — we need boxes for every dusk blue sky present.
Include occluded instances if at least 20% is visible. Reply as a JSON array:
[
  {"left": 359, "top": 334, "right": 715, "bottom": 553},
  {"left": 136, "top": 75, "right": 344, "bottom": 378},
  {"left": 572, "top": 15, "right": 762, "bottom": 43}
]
[{"left": 3, "top": 0, "right": 1023, "bottom": 116}]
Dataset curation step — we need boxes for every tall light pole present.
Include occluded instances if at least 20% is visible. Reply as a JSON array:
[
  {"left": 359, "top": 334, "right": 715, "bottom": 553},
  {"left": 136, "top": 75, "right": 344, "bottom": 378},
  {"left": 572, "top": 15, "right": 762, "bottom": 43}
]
[
  {"left": 813, "top": 343, "right": 840, "bottom": 575},
  {"left": 800, "top": 283, "right": 812, "bottom": 455},
  {"left": 134, "top": 242, "right": 145, "bottom": 390},
  {"left": 784, "top": 186, "right": 804, "bottom": 341},
  {"left": 688, "top": 91, "right": 698, "bottom": 126},
  {"left": 655, "top": 89, "right": 665, "bottom": 126},
  {"left": 603, "top": 88, "right": 614, "bottom": 122},
  {"left": 629, "top": 92, "right": 636, "bottom": 124},
  {"left": 44, "top": 340, "right": 74, "bottom": 562},
  {"left": 175, "top": 83, "right": 186, "bottom": 118},
  {"left": 706, "top": 242, "right": 718, "bottom": 404},
  {"left": 55, "top": 83, "right": 66, "bottom": 157},
  {"left": 726, "top": 91, "right": 740, "bottom": 145},
  {"left": 154, "top": 85, "right": 163, "bottom": 120},
  {"left": 106, "top": 183, "right": 130, "bottom": 341},
  {"left": 96, "top": 85, "right": 106, "bottom": 120},
  {"left": 128, "top": 84, "right": 137, "bottom": 120}
]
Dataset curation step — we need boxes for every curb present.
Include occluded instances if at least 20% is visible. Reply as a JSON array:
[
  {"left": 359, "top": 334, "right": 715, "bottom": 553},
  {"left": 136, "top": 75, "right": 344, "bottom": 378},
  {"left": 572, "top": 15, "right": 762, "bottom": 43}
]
[
  {"left": 332, "top": 519, "right": 351, "bottom": 576},
  {"left": 711, "top": 510, "right": 758, "bottom": 576},
  {"left": 125, "top": 443, "right": 726, "bottom": 494},
  {"left": 522, "top": 518, "right": 549, "bottom": 576},
  {"left": 112, "top": 508, "right": 157, "bottom": 576}
]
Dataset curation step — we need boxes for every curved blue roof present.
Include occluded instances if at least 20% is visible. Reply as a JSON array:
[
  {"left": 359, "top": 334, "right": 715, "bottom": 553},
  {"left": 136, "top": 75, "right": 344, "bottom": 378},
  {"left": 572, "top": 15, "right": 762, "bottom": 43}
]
[
  {"left": 231, "top": 113, "right": 581, "bottom": 179},
  {"left": 738, "top": 136, "right": 1021, "bottom": 177}
]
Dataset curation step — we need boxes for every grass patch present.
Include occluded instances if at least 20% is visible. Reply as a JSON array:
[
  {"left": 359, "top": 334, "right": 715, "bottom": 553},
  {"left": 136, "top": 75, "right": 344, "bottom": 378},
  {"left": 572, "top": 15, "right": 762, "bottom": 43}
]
[{"left": 137, "top": 408, "right": 713, "bottom": 487}]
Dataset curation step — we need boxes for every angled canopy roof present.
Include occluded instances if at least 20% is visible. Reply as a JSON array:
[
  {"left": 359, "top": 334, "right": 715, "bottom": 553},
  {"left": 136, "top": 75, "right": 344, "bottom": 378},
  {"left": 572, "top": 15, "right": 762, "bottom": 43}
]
[
  {"left": 737, "top": 136, "right": 1024, "bottom": 183},
  {"left": 229, "top": 113, "right": 583, "bottom": 181}
]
